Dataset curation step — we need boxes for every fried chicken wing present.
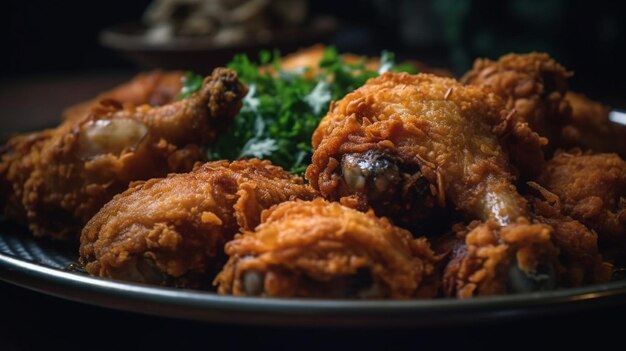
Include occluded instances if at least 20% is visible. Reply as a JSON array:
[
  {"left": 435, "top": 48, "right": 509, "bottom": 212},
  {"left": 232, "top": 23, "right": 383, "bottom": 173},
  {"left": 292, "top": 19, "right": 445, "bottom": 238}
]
[
  {"left": 561, "top": 92, "right": 626, "bottom": 156},
  {"left": 461, "top": 53, "right": 573, "bottom": 177},
  {"left": 215, "top": 198, "right": 439, "bottom": 298},
  {"left": 0, "top": 68, "right": 247, "bottom": 240},
  {"left": 537, "top": 150, "right": 626, "bottom": 245},
  {"left": 80, "top": 159, "right": 317, "bottom": 288},
  {"left": 63, "top": 70, "right": 184, "bottom": 123}
]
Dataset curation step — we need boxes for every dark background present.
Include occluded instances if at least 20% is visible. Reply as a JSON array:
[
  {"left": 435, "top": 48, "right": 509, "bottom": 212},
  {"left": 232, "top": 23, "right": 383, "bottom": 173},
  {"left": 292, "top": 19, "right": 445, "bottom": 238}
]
[{"left": 1, "top": 0, "right": 625, "bottom": 103}]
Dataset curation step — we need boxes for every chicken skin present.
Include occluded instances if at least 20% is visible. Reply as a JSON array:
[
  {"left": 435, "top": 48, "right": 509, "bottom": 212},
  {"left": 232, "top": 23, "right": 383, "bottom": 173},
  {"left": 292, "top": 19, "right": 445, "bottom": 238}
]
[
  {"left": 441, "top": 219, "right": 558, "bottom": 298},
  {"left": 215, "top": 198, "right": 439, "bottom": 298},
  {"left": 527, "top": 192, "right": 613, "bottom": 286},
  {"left": 537, "top": 150, "right": 626, "bottom": 245},
  {"left": 63, "top": 70, "right": 184, "bottom": 123},
  {"left": 561, "top": 92, "right": 626, "bottom": 157},
  {"left": 0, "top": 68, "right": 246, "bottom": 240},
  {"left": 461, "top": 53, "right": 573, "bottom": 177},
  {"left": 80, "top": 159, "right": 317, "bottom": 288}
]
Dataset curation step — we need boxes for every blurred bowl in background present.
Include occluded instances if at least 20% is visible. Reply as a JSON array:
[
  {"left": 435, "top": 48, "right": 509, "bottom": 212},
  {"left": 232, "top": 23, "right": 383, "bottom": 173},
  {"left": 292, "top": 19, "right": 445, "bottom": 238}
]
[{"left": 99, "top": 16, "right": 337, "bottom": 74}]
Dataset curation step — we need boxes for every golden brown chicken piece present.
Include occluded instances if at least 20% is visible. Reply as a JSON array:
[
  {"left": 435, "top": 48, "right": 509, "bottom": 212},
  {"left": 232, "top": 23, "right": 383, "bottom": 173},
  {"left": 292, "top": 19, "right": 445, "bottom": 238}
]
[
  {"left": 561, "top": 92, "right": 626, "bottom": 157},
  {"left": 307, "top": 72, "right": 528, "bottom": 227},
  {"left": 441, "top": 219, "right": 559, "bottom": 298},
  {"left": 215, "top": 198, "right": 439, "bottom": 298},
  {"left": 537, "top": 150, "right": 626, "bottom": 245},
  {"left": 80, "top": 159, "right": 317, "bottom": 288},
  {"left": 63, "top": 70, "right": 184, "bottom": 123},
  {"left": 527, "top": 191, "right": 613, "bottom": 286},
  {"left": 461, "top": 53, "right": 573, "bottom": 177},
  {"left": 0, "top": 68, "right": 246, "bottom": 240},
  {"left": 439, "top": 190, "right": 613, "bottom": 298}
]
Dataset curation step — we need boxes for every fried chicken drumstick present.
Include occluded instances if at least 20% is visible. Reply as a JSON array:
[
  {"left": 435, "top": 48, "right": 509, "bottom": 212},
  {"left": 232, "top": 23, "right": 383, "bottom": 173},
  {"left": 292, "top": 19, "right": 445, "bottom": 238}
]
[
  {"left": 0, "top": 68, "right": 246, "bottom": 240},
  {"left": 307, "top": 72, "right": 528, "bottom": 226},
  {"left": 216, "top": 198, "right": 439, "bottom": 298},
  {"left": 80, "top": 159, "right": 316, "bottom": 288}
]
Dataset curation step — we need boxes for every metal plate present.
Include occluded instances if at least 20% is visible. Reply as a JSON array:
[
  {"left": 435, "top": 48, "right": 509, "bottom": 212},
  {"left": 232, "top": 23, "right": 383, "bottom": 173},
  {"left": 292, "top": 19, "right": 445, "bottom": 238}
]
[{"left": 2, "top": 219, "right": 626, "bottom": 327}]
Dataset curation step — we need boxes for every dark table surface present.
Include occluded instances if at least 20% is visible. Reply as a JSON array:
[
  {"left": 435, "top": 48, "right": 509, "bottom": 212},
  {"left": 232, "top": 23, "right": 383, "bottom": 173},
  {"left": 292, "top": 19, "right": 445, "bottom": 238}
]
[
  {"left": 1, "top": 72, "right": 625, "bottom": 350},
  {"left": 1, "top": 279, "right": 625, "bottom": 350}
]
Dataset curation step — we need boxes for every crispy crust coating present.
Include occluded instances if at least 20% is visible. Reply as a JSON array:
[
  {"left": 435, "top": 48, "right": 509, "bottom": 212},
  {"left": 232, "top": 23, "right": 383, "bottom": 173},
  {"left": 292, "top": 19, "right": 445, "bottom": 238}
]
[
  {"left": 442, "top": 219, "right": 558, "bottom": 298},
  {"left": 62, "top": 70, "right": 184, "bottom": 123},
  {"left": 527, "top": 194, "right": 613, "bottom": 286},
  {"left": 461, "top": 52, "right": 572, "bottom": 141},
  {"left": 216, "top": 198, "right": 439, "bottom": 298},
  {"left": 80, "top": 159, "right": 317, "bottom": 288},
  {"left": 561, "top": 92, "right": 626, "bottom": 157},
  {"left": 306, "top": 72, "right": 527, "bottom": 225},
  {"left": 0, "top": 68, "right": 246, "bottom": 239},
  {"left": 462, "top": 52, "right": 573, "bottom": 177},
  {"left": 537, "top": 150, "right": 626, "bottom": 244}
]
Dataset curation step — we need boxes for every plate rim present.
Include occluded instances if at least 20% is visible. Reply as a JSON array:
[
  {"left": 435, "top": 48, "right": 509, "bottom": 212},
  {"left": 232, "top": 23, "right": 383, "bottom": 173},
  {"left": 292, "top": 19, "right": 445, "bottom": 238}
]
[{"left": 2, "top": 251, "right": 626, "bottom": 327}]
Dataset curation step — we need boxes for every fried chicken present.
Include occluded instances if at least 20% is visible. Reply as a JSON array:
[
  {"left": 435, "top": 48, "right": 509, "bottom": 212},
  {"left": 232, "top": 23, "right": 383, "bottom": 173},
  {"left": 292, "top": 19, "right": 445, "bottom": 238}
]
[
  {"left": 0, "top": 68, "right": 246, "bottom": 240},
  {"left": 461, "top": 52, "right": 573, "bottom": 177},
  {"left": 439, "top": 185, "right": 613, "bottom": 298},
  {"left": 215, "top": 198, "right": 439, "bottom": 298},
  {"left": 561, "top": 92, "right": 626, "bottom": 157},
  {"left": 441, "top": 219, "right": 558, "bottom": 298},
  {"left": 527, "top": 193, "right": 613, "bottom": 286},
  {"left": 63, "top": 70, "right": 184, "bottom": 123},
  {"left": 80, "top": 159, "right": 317, "bottom": 288},
  {"left": 306, "top": 72, "right": 528, "bottom": 227},
  {"left": 537, "top": 150, "right": 626, "bottom": 245}
]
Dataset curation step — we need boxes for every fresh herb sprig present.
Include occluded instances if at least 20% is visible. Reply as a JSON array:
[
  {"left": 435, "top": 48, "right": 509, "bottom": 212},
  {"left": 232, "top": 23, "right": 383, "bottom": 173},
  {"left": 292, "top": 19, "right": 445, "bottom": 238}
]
[{"left": 188, "top": 47, "right": 417, "bottom": 174}]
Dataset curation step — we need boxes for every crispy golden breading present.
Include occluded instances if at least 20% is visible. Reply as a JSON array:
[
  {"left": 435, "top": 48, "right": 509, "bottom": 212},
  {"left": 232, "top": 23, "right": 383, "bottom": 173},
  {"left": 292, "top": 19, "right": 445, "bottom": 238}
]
[
  {"left": 0, "top": 68, "right": 246, "bottom": 240},
  {"left": 442, "top": 219, "right": 558, "bottom": 298},
  {"left": 216, "top": 198, "right": 439, "bottom": 298},
  {"left": 537, "top": 150, "right": 626, "bottom": 244},
  {"left": 461, "top": 52, "right": 572, "bottom": 142},
  {"left": 306, "top": 72, "right": 529, "bottom": 227},
  {"left": 80, "top": 159, "right": 317, "bottom": 288},
  {"left": 527, "top": 195, "right": 612, "bottom": 286},
  {"left": 561, "top": 92, "right": 626, "bottom": 156},
  {"left": 63, "top": 70, "right": 184, "bottom": 123},
  {"left": 461, "top": 53, "right": 573, "bottom": 177}
]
